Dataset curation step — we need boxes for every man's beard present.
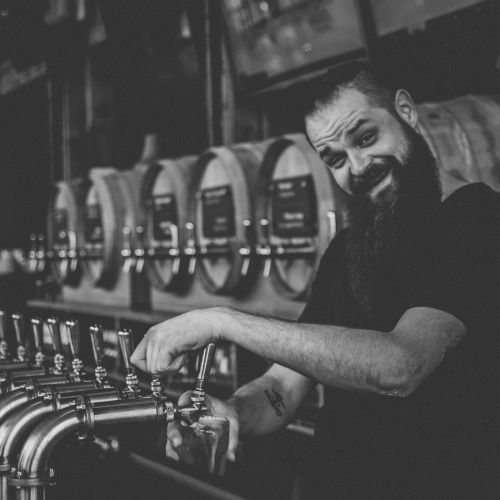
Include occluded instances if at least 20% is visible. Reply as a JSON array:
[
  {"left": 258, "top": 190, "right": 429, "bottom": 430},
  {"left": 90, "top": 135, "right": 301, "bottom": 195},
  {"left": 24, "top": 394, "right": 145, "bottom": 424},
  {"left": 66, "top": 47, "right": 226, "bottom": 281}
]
[{"left": 345, "top": 124, "right": 442, "bottom": 321}]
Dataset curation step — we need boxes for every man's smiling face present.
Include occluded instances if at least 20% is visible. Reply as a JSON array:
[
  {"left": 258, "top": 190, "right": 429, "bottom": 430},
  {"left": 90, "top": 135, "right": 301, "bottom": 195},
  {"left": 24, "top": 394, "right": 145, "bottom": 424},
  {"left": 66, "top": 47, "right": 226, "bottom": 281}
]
[{"left": 305, "top": 87, "right": 415, "bottom": 205}]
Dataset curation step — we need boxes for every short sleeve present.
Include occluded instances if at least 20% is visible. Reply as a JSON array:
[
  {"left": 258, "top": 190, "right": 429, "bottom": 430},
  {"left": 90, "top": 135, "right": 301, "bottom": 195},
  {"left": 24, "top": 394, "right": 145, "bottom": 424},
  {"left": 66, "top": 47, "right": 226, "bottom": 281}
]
[{"left": 408, "top": 212, "right": 500, "bottom": 332}]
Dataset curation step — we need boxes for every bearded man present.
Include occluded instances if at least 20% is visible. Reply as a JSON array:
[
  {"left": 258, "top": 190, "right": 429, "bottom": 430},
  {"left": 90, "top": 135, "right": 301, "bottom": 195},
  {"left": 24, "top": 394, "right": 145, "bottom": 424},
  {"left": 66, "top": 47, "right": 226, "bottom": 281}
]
[{"left": 131, "top": 61, "right": 500, "bottom": 499}]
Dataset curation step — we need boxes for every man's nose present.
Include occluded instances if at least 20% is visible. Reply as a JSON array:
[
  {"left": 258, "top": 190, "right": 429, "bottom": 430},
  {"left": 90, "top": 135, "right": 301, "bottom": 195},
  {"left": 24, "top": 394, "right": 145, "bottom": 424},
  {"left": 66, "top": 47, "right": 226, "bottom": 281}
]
[{"left": 348, "top": 152, "right": 371, "bottom": 176}]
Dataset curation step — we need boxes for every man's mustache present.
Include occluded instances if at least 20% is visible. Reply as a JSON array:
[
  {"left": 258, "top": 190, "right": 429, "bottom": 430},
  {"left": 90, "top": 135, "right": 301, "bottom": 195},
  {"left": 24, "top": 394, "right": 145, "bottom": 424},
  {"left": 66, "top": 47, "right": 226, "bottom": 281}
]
[{"left": 350, "top": 158, "right": 400, "bottom": 196}]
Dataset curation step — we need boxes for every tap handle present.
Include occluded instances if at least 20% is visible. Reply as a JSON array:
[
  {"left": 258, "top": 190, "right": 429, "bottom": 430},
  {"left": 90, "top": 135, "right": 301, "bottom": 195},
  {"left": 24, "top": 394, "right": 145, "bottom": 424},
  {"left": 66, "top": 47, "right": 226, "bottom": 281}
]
[
  {"left": 46, "top": 316, "right": 62, "bottom": 354},
  {"left": 30, "top": 317, "right": 46, "bottom": 367},
  {"left": 30, "top": 317, "right": 45, "bottom": 353},
  {"left": 195, "top": 342, "right": 216, "bottom": 393},
  {"left": 89, "top": 324, "right": 105, "bottom": 367},
  {"left": 117, "top": 328, "right": 135, "bottom": 374},
  {"left": 0, "top": 310, "right": 8, "bottom": 359},
  {"left": 0, "top": 310, "right": 7, "bottom": 342},
  {"left": 11, "top": 313, "right": 25, "bottom": 347},
  {"left": 65, "top": 319, "right": 81, "bottom": 358},
  {"left": 12, "top": 313, "right": 27, "bottom": 362}
]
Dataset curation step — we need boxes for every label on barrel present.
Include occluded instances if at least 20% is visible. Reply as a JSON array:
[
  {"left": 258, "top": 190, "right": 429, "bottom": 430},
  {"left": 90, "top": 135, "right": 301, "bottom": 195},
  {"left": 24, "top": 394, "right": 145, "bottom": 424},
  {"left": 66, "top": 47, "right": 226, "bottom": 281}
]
[
  {"left": 84, "top": 204, "right": 104, "bottom": 244},
  {"left": 152, "top": 194, "right": 178, "bottom": 241},
  {"left": 53, "top": 209, "right": 68, "bottom": 247},
  {"left": 201, "top": 185, "right": 236, "bottom": 238},
  {"left": 271, "top": 175, "right": 317, "bottom": 237}
]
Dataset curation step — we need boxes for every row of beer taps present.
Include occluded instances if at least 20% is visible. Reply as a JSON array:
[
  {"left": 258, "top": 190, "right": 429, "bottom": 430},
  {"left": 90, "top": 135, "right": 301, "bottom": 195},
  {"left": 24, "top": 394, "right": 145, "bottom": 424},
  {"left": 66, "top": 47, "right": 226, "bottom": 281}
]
[
  {"left": 23, "top": 208, "right": 337, "bottom": 279},
  {"left": 0, "top": 310, "right": 217, "bottom": 500}
]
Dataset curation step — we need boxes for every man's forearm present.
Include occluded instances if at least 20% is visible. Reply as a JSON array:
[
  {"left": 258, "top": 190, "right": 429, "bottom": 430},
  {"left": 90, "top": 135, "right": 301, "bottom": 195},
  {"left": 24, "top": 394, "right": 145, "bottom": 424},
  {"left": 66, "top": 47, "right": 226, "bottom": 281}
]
[
  {"left": 220, "top": 308, "right": 414, "bottom": 396},
  {"left": 227, "top": 372, "right": 305, "bottom": 436}
]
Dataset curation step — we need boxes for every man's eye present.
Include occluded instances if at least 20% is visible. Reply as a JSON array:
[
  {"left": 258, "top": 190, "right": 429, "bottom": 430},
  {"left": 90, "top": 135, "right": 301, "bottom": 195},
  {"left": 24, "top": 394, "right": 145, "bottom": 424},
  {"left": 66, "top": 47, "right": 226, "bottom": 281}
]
[
  {"left": 328, "top": 155, "right": 346, "bottom": 170},
  {"left": 359, "top": 132, "right": 376, "bottom": 147}
]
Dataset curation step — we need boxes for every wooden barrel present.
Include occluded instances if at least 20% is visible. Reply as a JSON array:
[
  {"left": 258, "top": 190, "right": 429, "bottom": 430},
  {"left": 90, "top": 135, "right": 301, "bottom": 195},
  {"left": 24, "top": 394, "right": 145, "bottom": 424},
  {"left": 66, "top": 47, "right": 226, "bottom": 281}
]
[
  {"left": 142, "top": 156, "right": 201, "bottom": 293},
  {"left": 82, "top": 167, "right": 147, "bottom": 290},
  {"left": 46, "top": 178, "right": 87, "bottom": 287},
  {"left": 194, "top": 143, "right": 269, "bottom": 295},
  {"left": 417, "top": 95, "right": 500, "bottom": 191},
  {"left": 255, "top": 133, "right": 345, "bottom": 300}
]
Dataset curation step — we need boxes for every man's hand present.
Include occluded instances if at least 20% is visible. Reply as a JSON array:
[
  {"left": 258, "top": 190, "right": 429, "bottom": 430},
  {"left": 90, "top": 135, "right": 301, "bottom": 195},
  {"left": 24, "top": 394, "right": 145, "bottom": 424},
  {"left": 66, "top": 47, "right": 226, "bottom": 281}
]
[
  {"left": 130, "top": 308, "right": 232, "bottom": 375},
  {"left": 165, "top": 391, "right": 240, "bottom": 463}
]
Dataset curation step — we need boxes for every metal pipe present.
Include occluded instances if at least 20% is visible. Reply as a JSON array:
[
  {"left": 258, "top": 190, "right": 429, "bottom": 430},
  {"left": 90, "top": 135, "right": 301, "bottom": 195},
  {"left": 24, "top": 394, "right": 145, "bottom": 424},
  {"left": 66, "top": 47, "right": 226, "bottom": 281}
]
[
  {"left": 11, "top": 397, "right": 167, "bottom": 498},
  {"left": 0, "top": 400, "right": 51, "bottom": 473},
  {"left": 0, "top": 391, "right": 30, "bottom": 424},
  {"left": 13, "top": 406, "right": 85, "bottom": 485},
  {"left": 0, "top": 388, "right": 121, "bottom": 473},
  {"left": 0, "top": 381, "right": 95, "bottom": 425}
]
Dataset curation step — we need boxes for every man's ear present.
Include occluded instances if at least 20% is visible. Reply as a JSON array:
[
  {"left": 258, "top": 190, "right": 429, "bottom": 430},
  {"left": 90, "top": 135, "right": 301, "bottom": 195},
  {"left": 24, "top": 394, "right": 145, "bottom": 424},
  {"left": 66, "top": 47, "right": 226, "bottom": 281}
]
[{"left": 394, "top": 89, "right": 419, "bottom": 129}]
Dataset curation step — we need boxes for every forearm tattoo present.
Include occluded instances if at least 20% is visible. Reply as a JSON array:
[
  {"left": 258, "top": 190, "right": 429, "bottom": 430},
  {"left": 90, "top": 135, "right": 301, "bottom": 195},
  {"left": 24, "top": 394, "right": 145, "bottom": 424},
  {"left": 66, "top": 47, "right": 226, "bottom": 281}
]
[{"left": 264, "top": 388, "right": 286, "bottom": 417}]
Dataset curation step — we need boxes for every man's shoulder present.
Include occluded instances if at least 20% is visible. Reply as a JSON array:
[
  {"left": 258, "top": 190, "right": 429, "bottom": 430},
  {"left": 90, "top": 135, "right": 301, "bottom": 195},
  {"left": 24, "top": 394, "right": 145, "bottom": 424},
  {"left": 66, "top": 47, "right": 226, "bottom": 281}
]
[
  {"left": 441, "top": 182, "right": 500, "bottom": 220},
  {"left": 439, "top": 182, "right": 500, "bottom": 239}
]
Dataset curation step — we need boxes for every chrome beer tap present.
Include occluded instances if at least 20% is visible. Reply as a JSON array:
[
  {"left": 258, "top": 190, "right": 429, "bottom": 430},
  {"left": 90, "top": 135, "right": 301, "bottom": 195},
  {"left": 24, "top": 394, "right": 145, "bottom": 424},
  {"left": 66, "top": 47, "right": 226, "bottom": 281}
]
[
  {"left": 30, "top": 318, "right": 46, "bottom": 368},
  {"left": 0, "top": 310, "right": 9, "bottom": 361},
  {"left": 89, "top": 324, "right": 108, "bottom": 385},
  {"left": 255, "top": 218, "right": 273, "bottom": 277},
  {"left": 117, "top": 328, "right": 139, "bottom": 394},
  {"left": 238, "top": 219, "right": 254, "bottom": 277},
  {"left": 47, "top": 317, "right": 65, "bottom": 374},
  {"left": 183, "top": 221, "right": 198, "bottom": 275},
  {"left": 175, "top": 342, "right": 216, "bottom": 423},
  {"left": 65, "top": 319, "right": 84, "bottom": 380},
  {"left": 11, "top": 313, "right": 27, "bottom": 364}
]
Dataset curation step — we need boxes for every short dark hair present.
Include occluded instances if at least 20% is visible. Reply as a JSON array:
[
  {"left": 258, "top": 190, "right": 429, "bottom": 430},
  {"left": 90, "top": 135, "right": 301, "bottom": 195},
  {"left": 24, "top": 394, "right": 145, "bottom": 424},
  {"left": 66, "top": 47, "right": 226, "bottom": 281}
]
[{"left": 302, "top": 60, "right": 398, "bottom": 119}]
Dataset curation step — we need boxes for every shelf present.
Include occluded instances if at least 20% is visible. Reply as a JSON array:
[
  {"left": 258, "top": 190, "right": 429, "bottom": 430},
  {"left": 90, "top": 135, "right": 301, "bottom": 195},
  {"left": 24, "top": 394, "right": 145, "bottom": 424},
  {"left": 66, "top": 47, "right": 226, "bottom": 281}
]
[{"left": 27, "top": 299, "right": 178, "bottom": 324}]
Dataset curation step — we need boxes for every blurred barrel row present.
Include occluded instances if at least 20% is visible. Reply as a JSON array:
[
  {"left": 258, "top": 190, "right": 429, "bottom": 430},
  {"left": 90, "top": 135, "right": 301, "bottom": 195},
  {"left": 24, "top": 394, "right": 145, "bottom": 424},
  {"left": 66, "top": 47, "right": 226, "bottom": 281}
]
[
  {"left": 42, "top": 134, "right": 345, "bottom": 319},
  {"left": 37, "top": 94, "right": 500, "bottom": 318}
]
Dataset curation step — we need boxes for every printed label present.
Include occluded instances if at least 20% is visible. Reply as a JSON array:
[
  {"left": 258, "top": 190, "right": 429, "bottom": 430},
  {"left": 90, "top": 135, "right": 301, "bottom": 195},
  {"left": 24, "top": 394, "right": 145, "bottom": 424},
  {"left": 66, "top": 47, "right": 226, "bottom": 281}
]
[
  {"left": 271, "top": 175, "right": 317, "bottom": 237},
  {"left": 201, "top": 185, "right": 235, "bottom": 238}
]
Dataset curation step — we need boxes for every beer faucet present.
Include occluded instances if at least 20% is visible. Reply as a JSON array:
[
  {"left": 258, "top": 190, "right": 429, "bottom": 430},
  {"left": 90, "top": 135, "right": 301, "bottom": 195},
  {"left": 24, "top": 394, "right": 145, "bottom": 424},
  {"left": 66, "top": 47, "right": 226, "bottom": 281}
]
[
  {"left": 89, "top": 324, "right": 108, "bottom": 385},
  {"left": 255, "top": 218, "right": 273, "bottom": 277},
  {"left": 35, "top": 233, "right": 46, "bottom": 273},
  {"left": 11, "top": 313, "right": 27, "bottom": 363},
  {"left": 183, "top": 221, "right": 197, "bottom": 275},
  {"left": 65, "top": 320, "right": 84, "bottom": 380},
  {"left": 30, "top": 318, "right": 46, "bottom": 368},
  {"left": 175, "top": 342, "right": 216, "bottom": 424},
  {"left": 238, "top": 219, "right": 254, "bottom": 277},
  {"left": 134, "top": 225, "right": 146, "bottom": 274},
  {"left": 121, "top": 226, "right": 135, "bottom": 273},
  {"left": 117, "top": 329, "right": 139, "bottom": 394},
  {"left": 0, "top": 310, "right": 9, "bottom": 361},
  {"left": 47, "top": 317, "right": 65, "bottom": 374}
]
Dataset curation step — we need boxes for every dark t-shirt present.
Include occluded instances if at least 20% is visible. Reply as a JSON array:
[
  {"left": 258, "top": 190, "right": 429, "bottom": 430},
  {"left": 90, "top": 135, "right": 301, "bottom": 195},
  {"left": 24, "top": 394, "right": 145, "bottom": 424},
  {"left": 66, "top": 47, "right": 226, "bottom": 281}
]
[{"left": 299, "top": 183, "right": 500, "bottom": 499}]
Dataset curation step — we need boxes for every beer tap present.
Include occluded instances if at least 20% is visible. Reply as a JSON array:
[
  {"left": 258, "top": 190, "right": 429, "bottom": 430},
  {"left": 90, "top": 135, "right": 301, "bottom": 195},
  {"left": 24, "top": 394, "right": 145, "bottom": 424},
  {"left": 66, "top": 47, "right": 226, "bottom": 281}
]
[
  {"left": 89, "top": 324, "right": 107, "bottom": 385},
  {"left": 134, "top": 225, "right": 146, "bottom": 274},
  {"left": 117, "top": 329, "right": 139, "bottom": 394},
  {"left": 65, "top": 320, "right": 84, "bottom": 380},
  {"left": 66, "top": 229, "right": 79, "bottom": 273},
  {"left": 183, "top": 221, "right": 197, "bottom": 275},
  {"left": 47, "top": 317, "right": 65, "bottom": 374},
  {"left": 121, "top": 226, "right": 135, "bottom": 273},
  {"left": 175, "top": 342, "right": 216, "bottom": 423},
  {"left": 11, "top": 313, "right": 27, "bottom": 363},
  {"left": 255, "top": 218, "right": 273, "bottom": 277},
  {"left": 0, "top": 310, "right": 9, "bottom": 361},
  {"left": 30, "top": 318, "right": 46, "bottom": 368},
  {"left": 238, "top": 219, "right": 254, "bottom": 277},
  {"left": 26, "top": 233, "right": 39, "bottom": 273},
  {"left": 35, "top": 233, "right": 46, "bottom": 273}
]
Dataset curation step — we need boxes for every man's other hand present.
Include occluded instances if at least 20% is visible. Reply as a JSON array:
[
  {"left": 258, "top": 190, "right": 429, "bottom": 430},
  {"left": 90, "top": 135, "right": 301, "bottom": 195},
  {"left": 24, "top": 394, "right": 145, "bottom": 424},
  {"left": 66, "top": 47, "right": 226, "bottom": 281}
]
[{"left": 165, "top": 391, "right": 240, "bottom": 463}]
